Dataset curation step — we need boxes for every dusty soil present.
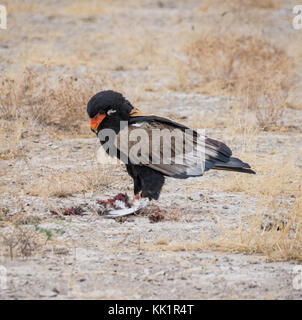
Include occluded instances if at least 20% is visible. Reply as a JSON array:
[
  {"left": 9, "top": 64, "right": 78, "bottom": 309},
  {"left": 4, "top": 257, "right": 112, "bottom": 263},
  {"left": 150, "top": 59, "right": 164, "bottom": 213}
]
[
  {"left": 1, "top": 0, "right": 302, "bottom": 300},
  {"left": 1, "top": 92, "right": 302, "bottom": 299}
]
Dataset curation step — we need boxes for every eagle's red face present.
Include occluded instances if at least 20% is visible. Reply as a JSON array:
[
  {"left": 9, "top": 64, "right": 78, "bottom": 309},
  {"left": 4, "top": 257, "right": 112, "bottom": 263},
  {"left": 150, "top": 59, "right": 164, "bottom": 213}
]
[{"left": 90, "top": 113, "right": 106, "bottom": 133}]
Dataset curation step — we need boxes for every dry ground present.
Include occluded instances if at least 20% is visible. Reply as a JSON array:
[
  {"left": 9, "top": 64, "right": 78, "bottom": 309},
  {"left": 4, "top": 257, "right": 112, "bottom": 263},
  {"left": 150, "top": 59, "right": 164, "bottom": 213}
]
[{"left": 0, "top": 0, "right": 302, "bottom": 299}]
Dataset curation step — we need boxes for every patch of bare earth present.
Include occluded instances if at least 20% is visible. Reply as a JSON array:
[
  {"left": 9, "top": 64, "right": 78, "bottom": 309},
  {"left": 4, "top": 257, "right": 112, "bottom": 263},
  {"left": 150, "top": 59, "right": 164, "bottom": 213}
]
[{"left": 1, "top": 0, "right": 302, "bottom": 299}]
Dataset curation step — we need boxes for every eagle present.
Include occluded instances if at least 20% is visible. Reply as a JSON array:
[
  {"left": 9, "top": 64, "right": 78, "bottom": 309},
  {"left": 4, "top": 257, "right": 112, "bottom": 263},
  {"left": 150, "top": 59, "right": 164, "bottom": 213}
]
[{"left": 87, "top": 90, "right": 255, "bottom": 202}]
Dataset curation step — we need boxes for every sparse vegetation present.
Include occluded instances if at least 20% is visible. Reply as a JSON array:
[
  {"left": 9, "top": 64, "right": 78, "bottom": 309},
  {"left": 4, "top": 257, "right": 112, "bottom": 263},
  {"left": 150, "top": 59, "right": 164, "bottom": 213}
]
[
  {"left": 0, "top": 68, "right": 111, "bottom": 134},
  {"left": 34, "top": 224, "right": 53, "bottom": 241},
  {"left": 1, "top": 224, "right": 49, "bottom": 259},
  {"left": 1, "top": 0, "right": 302, "bottom": 299},
  {"left": 177, "top": 34, "right": 294, "bottom": 130},
  {"left": 200, "top": 0, "right": 282, "bottom": 11}
]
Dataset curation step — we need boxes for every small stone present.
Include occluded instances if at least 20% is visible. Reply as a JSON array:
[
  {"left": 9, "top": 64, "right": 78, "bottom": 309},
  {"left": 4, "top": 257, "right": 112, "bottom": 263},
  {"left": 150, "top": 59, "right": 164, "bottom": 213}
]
[{"left": 39, "top": 290, "right": 57, "bottom": 297}]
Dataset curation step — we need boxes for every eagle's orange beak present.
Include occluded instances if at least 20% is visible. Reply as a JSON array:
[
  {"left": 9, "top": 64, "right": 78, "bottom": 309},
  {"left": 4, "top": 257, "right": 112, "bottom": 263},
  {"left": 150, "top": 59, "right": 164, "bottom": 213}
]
[{"left": 90, "top": 113, "right": 106, "bottom": 133}]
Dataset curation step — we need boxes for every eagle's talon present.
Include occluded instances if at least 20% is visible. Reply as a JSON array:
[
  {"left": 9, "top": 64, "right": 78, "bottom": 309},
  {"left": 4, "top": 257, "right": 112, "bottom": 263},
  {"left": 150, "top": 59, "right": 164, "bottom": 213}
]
[{"left": 131, "top": 193, "right": 141, "bottom": 206}]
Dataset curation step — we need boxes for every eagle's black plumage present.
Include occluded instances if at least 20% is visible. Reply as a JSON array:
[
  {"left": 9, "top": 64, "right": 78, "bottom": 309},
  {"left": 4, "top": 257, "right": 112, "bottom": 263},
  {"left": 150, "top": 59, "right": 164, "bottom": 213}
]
[{"left": 87, "top": 90, "right": 255, "bottom": 200}]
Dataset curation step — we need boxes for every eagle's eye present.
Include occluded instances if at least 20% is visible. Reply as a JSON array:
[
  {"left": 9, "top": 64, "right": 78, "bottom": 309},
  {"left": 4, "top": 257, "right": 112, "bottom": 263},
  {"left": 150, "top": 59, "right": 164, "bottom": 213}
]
[{"left": 107, "top": 109, "right": 117, "bottom": 116}]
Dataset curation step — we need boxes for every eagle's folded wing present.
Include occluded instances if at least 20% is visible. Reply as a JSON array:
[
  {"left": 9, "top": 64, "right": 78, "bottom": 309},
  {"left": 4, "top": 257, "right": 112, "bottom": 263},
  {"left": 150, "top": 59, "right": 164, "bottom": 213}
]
[{"left": 114, "top": 119, "right": 255, "bottom": 178}]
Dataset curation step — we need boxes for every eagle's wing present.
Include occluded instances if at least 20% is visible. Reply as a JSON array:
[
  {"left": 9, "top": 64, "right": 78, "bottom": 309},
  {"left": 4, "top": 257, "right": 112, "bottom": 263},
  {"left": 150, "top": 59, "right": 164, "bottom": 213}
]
[{"left": 114, "top": 119, "right": 250, "bottom": 178}]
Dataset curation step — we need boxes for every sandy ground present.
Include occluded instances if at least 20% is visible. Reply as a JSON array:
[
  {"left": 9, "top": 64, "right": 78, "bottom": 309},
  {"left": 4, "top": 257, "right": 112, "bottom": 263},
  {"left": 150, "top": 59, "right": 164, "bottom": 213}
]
[
  {"left": 1, "top": 92, "right": 302, "bottom": 299},
  {"left": 1, "top": 0, "right": 302, "bottom": 300}
]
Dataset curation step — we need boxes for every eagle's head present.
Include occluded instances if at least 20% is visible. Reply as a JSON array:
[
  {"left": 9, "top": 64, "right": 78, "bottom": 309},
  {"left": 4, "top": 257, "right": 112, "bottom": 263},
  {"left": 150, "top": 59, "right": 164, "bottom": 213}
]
[{"left": 87, "top": 90, "right": 133, "bottom": 133}]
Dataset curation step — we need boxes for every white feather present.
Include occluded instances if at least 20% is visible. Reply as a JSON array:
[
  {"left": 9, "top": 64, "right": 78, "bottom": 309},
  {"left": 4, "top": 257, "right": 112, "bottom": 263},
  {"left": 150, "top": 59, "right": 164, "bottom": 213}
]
[{"left": 107, "top": 109, "right": 116, "bottom": 115}]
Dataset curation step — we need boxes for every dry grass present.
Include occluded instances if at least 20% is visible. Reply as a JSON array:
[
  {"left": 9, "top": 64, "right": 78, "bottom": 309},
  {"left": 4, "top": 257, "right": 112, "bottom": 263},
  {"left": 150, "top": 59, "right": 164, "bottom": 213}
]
[
  {"left": 3, "top": 0, "right": 40, "bottom": 14},
  {"left": 148, "top": 193, "right": 302, "bottom": 262},
  {"left": 0, "top": 223, "right": 50, "bottom": 259},
  {"left": 200, "top": 0, "right": 282, "bottom": 11},
  {"left": 0, "top": 118, "right": 27, "bottom": 160},
  {"left": 158, "top": 152, "right": 302, "bottom": 262},
  {"left": 212, "top": 156, "right": 301, "bottom": 198},
  {"left": 0, "top": 68, "right": 112, "bottom": 134},
  {"left": 61, "top": 0, "right": 114, "bottom": 16},
  {"left": 182, "top": 34, "right": 292, "bottom": 93},
  {"left": 26, "top": 165, "right": 120, "bottom": 198},
  {"left": 211, "top": 196, "right": 302, "bottom": 262},
  {"left": 247, "top": 81, "right": 289, "bottom": 130},
  {"left": 155, "top": 236, "right": 169, "bottom": 246},
  {"left": 167, "top": 195, "right": 302, "bottom": 262},
  {"left": 0, "top": 210, "right": 73, "bottom": 259},
  {"left": 176, "top": 33, "right": 294, "bottom": 130}
]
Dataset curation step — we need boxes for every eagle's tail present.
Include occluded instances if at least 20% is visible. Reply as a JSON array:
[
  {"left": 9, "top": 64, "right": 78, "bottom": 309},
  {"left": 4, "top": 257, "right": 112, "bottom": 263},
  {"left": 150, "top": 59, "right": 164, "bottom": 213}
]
[{"left": 213, "top": 157, "right": 256, "bottom": 174}]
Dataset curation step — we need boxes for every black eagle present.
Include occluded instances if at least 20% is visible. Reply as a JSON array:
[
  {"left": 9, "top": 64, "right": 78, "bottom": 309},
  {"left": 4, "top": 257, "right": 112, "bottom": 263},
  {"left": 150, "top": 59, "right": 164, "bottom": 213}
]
[{"left": 87, "top": 90, "right": 255, "bottom": 201}]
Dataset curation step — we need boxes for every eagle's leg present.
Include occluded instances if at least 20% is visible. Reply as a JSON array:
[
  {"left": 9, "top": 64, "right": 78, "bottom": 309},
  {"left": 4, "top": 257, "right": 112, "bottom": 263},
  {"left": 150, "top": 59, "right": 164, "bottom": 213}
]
[
  {"left": 126, "top": 163, "right": 142, "bottom": 205},
  {"left": 126, "top": 164, "right": 165, "bottom": 206},
  {"left": 130, "top": 192, "right": 141, "bottom": 206},
  {"left": 133, "top": 192, "right": 141, "bottom": 201},
  {"left": 140, "top": 167, "right": 165, "bottom": 201}
]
